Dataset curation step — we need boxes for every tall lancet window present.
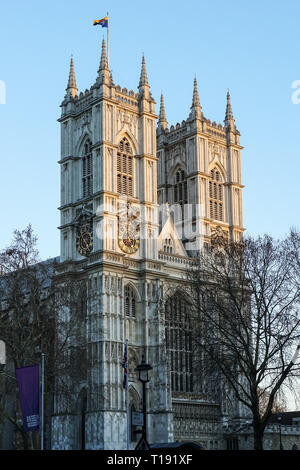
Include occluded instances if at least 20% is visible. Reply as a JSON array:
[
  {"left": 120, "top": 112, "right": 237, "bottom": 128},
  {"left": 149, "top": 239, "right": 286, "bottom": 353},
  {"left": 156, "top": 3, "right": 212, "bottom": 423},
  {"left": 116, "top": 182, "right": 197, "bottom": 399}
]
[
  {"left": 124, "top": 285, "right": 136, "bottom": 317},
  {"left": 209, "top": 167, "right": 223, "bottom": 221},
  {"left": 174, "top": 169, "right": 187, "bottom": 209},
  {"left": 117, "top": 138, "right": 133, "bottom": 197},
  {"left": 165, "top": 294, "right": 193, "bottom": 393},
  {"left": 82, "top": 139, "right": 93, "bottom": 197}
]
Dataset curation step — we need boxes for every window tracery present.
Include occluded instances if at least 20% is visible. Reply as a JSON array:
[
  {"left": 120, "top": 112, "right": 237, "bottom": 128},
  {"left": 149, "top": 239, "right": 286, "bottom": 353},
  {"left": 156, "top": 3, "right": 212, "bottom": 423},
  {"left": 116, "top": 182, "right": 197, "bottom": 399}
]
[{"left": 165, "top": 294, "right": 193, "bottom": 393}]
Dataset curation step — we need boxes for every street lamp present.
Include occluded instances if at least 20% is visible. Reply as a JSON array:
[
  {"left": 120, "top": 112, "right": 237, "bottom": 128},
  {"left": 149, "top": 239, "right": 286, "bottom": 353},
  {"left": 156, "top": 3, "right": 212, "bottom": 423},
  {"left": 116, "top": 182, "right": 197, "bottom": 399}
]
[{"left": 135, "top": 355, "right": 152, "bottom": 441}]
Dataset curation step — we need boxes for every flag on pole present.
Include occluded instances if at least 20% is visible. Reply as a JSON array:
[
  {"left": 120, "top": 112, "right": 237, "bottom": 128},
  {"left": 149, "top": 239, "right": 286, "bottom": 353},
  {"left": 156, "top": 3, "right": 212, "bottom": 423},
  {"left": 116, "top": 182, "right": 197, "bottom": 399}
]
[
  {"left": 15, "top": 364, "right": 40, "bottom": 432},
  {"left": 93, "top": 16, "right": 108, "bottom": 27},
  {"left": 122, "top": 341, "right": 128, "bottom": 389}
]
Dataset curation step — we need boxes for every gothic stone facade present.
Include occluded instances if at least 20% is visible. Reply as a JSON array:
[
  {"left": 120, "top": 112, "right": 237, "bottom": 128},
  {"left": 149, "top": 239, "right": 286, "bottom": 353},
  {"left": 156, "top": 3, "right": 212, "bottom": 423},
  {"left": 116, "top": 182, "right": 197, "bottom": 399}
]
[{"left": 51, "top": 39, "right": 245, "bottom": 450}]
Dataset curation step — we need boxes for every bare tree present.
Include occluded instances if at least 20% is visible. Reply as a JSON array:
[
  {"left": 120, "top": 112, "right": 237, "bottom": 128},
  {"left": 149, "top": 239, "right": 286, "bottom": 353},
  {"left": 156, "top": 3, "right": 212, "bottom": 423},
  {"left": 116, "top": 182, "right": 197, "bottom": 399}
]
[
  {"left": 258, "top": 387, "right": 287, "bottom": 417},
  {"left": 184, "top": 230, "right": 300, "bottom": 450},
  {"left": 0, "top": 225, "right": 92, "bottom": 449}
]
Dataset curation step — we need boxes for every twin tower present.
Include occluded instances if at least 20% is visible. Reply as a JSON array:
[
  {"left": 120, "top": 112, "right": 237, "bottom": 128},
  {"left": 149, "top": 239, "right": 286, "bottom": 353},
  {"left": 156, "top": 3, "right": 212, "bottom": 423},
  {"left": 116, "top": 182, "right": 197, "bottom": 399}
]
[
  {"left": 52, "top": 38, "right": 245, "bottom": 450},
  {"left": 59, "top": 38, "right": 244, "bottom": 264}
]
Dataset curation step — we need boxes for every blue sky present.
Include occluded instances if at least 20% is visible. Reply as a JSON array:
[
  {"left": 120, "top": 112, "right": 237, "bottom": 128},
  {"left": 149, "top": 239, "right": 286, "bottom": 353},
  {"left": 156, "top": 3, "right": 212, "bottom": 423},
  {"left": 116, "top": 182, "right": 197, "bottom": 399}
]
[{"left": 0, "top": 0, "right": 300, "bottom": 260}]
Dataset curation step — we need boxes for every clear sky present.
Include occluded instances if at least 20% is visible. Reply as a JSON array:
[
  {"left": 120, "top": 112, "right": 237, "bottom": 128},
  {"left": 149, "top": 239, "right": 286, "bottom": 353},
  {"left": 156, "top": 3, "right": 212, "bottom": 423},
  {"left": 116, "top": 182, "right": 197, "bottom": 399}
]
[{"left": 0, "top": 0, "right": 300, "bottom": 260}]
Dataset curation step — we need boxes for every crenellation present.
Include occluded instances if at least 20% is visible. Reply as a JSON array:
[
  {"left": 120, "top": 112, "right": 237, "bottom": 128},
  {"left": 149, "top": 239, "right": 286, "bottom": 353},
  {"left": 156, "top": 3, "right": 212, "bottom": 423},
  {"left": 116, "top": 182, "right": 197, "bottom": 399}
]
[
  {"left": 115, "top": 93, "right": 138, "bottom": 107},
  {"left": 206, "top": 126, "right": 226, "bottom": 140}
]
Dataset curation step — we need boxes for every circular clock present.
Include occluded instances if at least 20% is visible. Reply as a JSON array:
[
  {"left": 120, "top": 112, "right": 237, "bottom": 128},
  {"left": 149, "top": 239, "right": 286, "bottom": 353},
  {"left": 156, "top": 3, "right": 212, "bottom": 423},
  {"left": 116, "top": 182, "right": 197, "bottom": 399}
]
[
  {"left": 118, "top": 227, "right": 139, "bottom": 254},
  {"left": 77, "top": 229, "right": 93, "bottom": 256}
]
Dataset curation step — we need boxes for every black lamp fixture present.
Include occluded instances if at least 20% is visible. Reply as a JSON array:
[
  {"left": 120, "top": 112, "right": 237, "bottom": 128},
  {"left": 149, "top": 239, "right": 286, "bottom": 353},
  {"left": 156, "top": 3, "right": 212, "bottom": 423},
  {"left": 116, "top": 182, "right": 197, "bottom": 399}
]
[
  {"left": 135, "top": 354, "right": 152, "bottom": 441},
  {"left": 135, "top": 355, "right": 152, "bottom": 383}
]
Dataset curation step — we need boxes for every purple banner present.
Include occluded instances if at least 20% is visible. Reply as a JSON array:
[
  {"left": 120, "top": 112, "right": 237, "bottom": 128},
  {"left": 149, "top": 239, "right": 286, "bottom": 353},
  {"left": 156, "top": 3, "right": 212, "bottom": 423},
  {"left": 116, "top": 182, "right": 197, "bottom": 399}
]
[{"left": 16, "top": 364, "right": 40, "bottom": 432}]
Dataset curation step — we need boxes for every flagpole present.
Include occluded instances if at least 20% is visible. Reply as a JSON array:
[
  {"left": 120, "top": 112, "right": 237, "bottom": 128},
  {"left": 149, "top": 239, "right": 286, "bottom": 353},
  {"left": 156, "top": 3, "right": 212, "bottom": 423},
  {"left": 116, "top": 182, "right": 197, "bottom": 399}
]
[
  {"left": 41, "top": 352, "right": 45, "bottom": 450},
  {"left": 106, "top": 12, "right": 109, "bottom": 65},
  {"left": 126, "top": 339, "right": 129, "bottom": 450}
]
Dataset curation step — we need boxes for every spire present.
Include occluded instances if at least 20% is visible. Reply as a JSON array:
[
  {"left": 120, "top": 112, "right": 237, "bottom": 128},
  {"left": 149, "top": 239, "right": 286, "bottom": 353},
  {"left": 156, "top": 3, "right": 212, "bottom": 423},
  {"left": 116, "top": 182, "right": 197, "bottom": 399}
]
[
  {"left": 158, "top": 93, "right": 168, "bottom": 131},
  {"left": 192, "top": 77, "right": 200, "bottom": 108},
  {"left": 224, "top": 89, "right": 236, "bottom": 132},
  {"left": 225, "top": 89, "right": 234, "bottom": 121},
  {"left": 66, "top": 56, "right": 78, "bottom": 98},
  {"left": 98, "top": 37, "right": 109, "bottom": 72},
  {"left": 139, "top": 54, "right": 149, "bottom": 88},
  {"left": 189, "top": 77, "right": 202, "bottom": 119}
]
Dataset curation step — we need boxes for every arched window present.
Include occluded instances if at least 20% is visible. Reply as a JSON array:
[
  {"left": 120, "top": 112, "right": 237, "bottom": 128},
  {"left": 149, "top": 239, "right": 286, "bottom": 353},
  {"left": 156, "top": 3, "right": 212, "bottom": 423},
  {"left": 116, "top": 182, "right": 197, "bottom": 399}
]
[
  {"left": 125, "top": 285, "right": 136, "bottom": 317},
  {"left": 209, "top": 167, "right": 223, "bottom": 221},
  {"left": 174, "top": 169, "right": 187, "bottom": 209},
  {"left": 117, "top": 138, "right": 134, "bottom": 196},
  {"left": 82, "top": 139, "right": 93, "bottom": 197},
  {"left": 163, "top": 238, "right": 174, "bottom": 254},
  {"left": 165, "top": 294, "right": 193, "bottom": 393}
]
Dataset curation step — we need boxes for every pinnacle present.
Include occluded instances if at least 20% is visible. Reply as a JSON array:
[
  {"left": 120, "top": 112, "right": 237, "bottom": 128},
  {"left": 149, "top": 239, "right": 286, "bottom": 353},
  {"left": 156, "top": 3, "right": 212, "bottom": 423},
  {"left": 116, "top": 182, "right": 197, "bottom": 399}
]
[
  {"left": 159, "top": 93, "right": 167, "bottom": 124},
  {"left": 225, "top": 89, "right": 234, "bottom": 122},
  {"left": 66, "top": 56, "right": 78, "bottom": 98},
  {"left": 139, "top": 54, "right": 149, "bottom": 88},
  {"left": 192, "top": 77, "right": 201, "bottom": 109},
  {"left": 98, "top": 37, "right": 109, "bottom": 72}
]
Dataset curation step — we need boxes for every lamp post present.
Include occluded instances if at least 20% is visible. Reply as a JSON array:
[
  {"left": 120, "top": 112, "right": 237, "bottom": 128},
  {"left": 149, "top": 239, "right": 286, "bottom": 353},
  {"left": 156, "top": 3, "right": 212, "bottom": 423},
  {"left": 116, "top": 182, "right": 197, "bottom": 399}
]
[{"left": 135, "top": 355, "right": 152, "bottom": 441}]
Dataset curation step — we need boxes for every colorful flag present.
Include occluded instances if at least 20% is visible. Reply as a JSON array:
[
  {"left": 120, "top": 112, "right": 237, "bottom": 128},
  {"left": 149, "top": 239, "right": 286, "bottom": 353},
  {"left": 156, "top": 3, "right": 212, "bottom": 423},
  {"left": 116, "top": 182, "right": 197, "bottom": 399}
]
[
  {"left": 93, "top": 17, "right": 108, "bottom": 28},
  {"left": 16, "top": 364, "right": 40, "bottom": 432},
  {"left": 122, "top": 341, "right": 128, "bottom": 389}
]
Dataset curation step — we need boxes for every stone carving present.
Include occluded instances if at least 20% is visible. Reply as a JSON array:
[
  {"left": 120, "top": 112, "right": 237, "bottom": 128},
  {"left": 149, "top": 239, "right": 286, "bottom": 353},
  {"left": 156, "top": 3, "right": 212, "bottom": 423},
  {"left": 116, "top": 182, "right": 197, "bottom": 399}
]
[
  {"left": 80, "top": 111, "right": 92, "bottom": 133},
  {"left": 168, "top": 143, "right": 186, "bottom": 162},
  {"left": 116, "top": 110, "right": 138, "bottom": 138}
]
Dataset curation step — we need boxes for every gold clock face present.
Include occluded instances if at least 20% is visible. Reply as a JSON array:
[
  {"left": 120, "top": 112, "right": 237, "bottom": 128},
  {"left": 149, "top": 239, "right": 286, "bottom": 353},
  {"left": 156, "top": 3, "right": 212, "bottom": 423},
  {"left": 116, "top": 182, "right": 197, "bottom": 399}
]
[
  {"left": 118, "top": 227, "right": 139, "bottom": 254},
  {"left": 76, "top": 226, "right": 93, "bottom": 256}
]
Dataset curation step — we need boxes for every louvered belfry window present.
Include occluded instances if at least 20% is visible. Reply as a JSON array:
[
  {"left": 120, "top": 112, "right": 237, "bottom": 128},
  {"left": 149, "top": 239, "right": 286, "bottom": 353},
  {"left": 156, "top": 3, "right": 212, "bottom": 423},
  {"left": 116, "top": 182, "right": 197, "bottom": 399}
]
[
  {"left": 209, "top": 167, "right": 223, "bottom": 221},
  {"left": 117, "top": 138, "right": 133, "bottom": 196},
  {"left": 82, "top": 139, "right": 93, "bottom": 197}
]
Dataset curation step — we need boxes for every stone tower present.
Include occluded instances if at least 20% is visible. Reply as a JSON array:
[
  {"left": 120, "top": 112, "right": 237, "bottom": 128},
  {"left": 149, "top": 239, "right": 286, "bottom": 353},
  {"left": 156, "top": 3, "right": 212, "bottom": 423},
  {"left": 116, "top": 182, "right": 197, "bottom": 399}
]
[
  {"left": 157, "top": 80, "right": 244, "bottom": 255},
  {"left": 52, "top": 40, "right": 173, "bottom": 450},
  {"left": 51, "top": 40, "right": 245, "bottom": 450},
  {"left": 58, "top": 42, "right": 158, "bottom": 264}
]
